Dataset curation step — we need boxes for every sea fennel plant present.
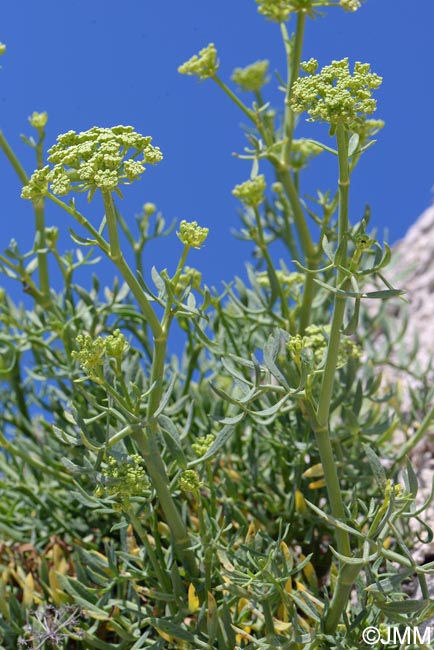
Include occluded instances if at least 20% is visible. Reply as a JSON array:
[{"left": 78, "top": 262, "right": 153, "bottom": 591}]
[{"left": 0, "top": 2, "right": 433, "bottom": 649}]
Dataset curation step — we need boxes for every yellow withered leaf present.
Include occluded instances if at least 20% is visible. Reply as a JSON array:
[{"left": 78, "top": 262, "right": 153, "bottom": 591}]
[
  {"left": 301, "top": 557, "right": 317, "bottom": 590},
  {"left": 308, "top": 478, "right": 327, "bottom": 489},
  {"left": 237, "top": 597, "right": 250, "bottom": 613},
  {"left": 277, "top": 601, "right": 289, "bottom": 622},
  {"left": 156, "top": 627, "right": 173, "bottom": 643},
  {"left": 157, "top": 521, "right": 170, "bottom": 538},
  {"left": 188, "top": 582, "right": 199, "bottom": 613},
  {"left": 127, "top": 524, "right": 141, "bottom": 556},
  {"left": 302, "top": 463, "right": 324, "bottom": 478},
  {"left": 285, "top": 577, "right": 293, "bottom": 593},
  {"left": 48, "top": 568, "right": 66, "bottom": 606},
  {"left": 22, "top": 572, "right": 35, "bottom": 607},
  {"left": 272, "top": 618, "right": 292, "bottom": 632},
  {"left": 280, "top": 541, "right": 291, "bottom": 559},
  {"left": 245, "top": 521, "right": 256, "bottom": 543},
  {"left": 295, "top": 489, "right": 307, "bottom": 514},
  {"left": 52, "top": 543, "right": 64, "bottom": 570}
]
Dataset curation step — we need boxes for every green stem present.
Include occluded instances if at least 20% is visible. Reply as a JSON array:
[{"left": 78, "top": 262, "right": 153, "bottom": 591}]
[
  {"left": 47, "top": 194, "right": 110, "bottom": 252},
  {"left": 313, "top": 120, "right": 352, "bottom": 632},
  {"left": 127, "top": 508, "right": 173, "bottom": 597},
  {"left": 275, "top": 166, "right": 317, "bottom": 332},
  {"left": 133, "top": 429, "right": 198, "bottom": 576},
  {"left": 253, "top": 206, "right": 290, "bottom": 322},
  {"left": 0, "top": 130, "right": 28, "bottom": 185},
  {"left": 336, "top": 122, "right": 349, "bottom": 265},
  {"left": 34, "top": 198, "right": 51, "bottom": 306},
  {"left": 102, "top": 191, "right": 197, "bottom": 575},
  {"left": 324, "top": 564, "right": 362, "bottom": 634},
  {"left": 0, "top": 130, "right": 51, "bottom": 304},
  {"left": 101, "top": 191, "right": 162, "bottom": 339},
  {"left": 34, "top": 132, "right": 51, "bottom": 305},
  {"left": 212, "top": 76, "right": 256, "bottom": 123},
  {"left": 280, "top": 14, "right": 306, "bottom": 167}
]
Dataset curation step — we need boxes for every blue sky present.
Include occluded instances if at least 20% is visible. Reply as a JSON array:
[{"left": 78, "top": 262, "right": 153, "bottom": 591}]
[{"left": 1, "top": 0, "right": 433, "bottom": 297}]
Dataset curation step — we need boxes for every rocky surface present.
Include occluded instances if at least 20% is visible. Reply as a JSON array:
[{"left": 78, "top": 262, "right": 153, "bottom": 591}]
[
  {"left": 385, "top": 202, "right": 434, "bottom": 600},
  {"left": 392, "top": 203, "right": 434, "bottom": 362}
]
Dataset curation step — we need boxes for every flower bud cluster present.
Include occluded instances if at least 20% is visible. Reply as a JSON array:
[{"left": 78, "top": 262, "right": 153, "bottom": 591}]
[
  {"left": 192, "top": 434, "right": 215, "bottom": 457},
  {"left": 72, "top": 329, "right": 128, "bottom": 381},
  {"left": 176, "top": 266, "right": 202, "bottom": 294},
  {"left": 340, "top": 0, "right": 362, "bottom": 11},
  {"left": 231, "top": 60, "right": 269, "bottom": 92},
  {"left": 288, "top": 324, "right": 362, "bottom": 367},
  {"left": 179, "top": 470, "right": 201, "bottom": 492},
  {"left": 29, "top": 112, "right": 48, "bottom": 130},
  {"left": 45, "top": 226, "right": 59, "bottom": 249},
  {"left": 355, "top": 234, "right": 374, "bottom": 251},
  {"left": 232, "top": 175, "right": 266, "bottom": 207},
  {"left": 290, "top": 138, "right": 322, "bottom": 171},
  {"left": 257, "top": 270, "right": 304, "bottom": 295},
  {"left": 21, "top": 125, "right": 162, "bottom": 200},
  {"left": 177, "top": 220, "right": 209, "bottom": 249},
  {"left": 178, "top": 43, "right": 219, "bottom": 80},
  {"left": 256, "top": 0, "right": 363, "bottom": 21},
  {"left": 291, "top": 58, "right": 382, "bottom": 128},
  {"left": 255, "top": 0, "right": 295, "bottom": 22},
  {"left": 95, "top": 454, "right": 150, "bottom": 510}
]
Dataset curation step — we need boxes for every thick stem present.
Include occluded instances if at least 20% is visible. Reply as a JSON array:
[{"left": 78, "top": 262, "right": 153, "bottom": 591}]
[
  {"left": 34, "top": 133, "right": 51, "bottom": 305},
  {"left": 275, "top": 167, "right": 317, "bottom": 332},
  {"left": 0, "top": 130, "right": 28, "bottom": 185},
  {"left": 314, "top": 120, "right": 353, "bottom": 632},
  {"left": 324, "top": 564, "right": 362, "bottom": 634},
  {"left": 34, "top": 198, "right": 51, "bottom": 306},
  {"left": 280, "top": 14, "right": 306, "bottom": 167},
  {"left": 102, "top": 191, "right": 197, "bottom": 575},
  {"left": 133, "top": 429, "right": 198, "bottom": 576},
  {"left": 0, "top": 130, "right": 51, "bottom": 304},
  {"left": 101, "top": 191, "right": 162, "bottom": 339}
]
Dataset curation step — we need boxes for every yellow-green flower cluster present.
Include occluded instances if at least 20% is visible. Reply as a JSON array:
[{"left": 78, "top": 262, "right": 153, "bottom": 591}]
[
  {"left": 177, "top": 220, "right": 209, "bottom": 249},
  {"left": 105, "top": 329, "right": 129, "bottom": 360},
  {"left": 288, "top": 324, "right": 362, "bottom": 367},
  {"left": 355, "top": 234, "right": 374, "bottom": 251},
  {"left": 340, "top": 0, "right": 362, "bottom": 11},
  {"left": 178, "top": 43, "right": 219, "bottom": 80},
  {"left": 176, "top": 266, "right": 202, "bottom": 294},
  {"left": 256, "top": 0, "right": 319, "bottom": 21},
  {"left": 0, "top": 43, "right": 5, "bottom": 56},
  {"left": 29, "top": 111, "right": 48, "bottom": 130},
  {"left": 232, "top": 175, "right": 266, "bottom": 207},
  {"left": 231, "top": 60, "right": 269, "bottom": 92},
  {"left": 256, "top": 0, "right": 294, "bottom": 21},
  {"left": 256, "top": 0, "right": 363, "bottom": 20},
  {"left": 45, "top": 226, "right": 59, "bottom": 250},
  {"left": 95, "top": 454, "right": 150, "bottom": 510},
  {"left": 72, "top": 329, "right": 128, "bottom": 381},
  {"left": 291, "top": 58, "right": 382, "bottom": 128},
  {"left": 21, "top": 125, "right": 162, "bottom": 200},
  {"left": 179, "top": 469, "right": 201, "bottom": 493},
  {"left": 290, "top": 138, "right": 323, "bottom": 171},
  {"left": 192, "top": 434, "right": 215, "bottom": 457},
  {"left": 355, "top": 118, "right": 385, "bottom": 143},
  {"left": 257, "top": 270, "right": 304, "bottom": 294}
]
